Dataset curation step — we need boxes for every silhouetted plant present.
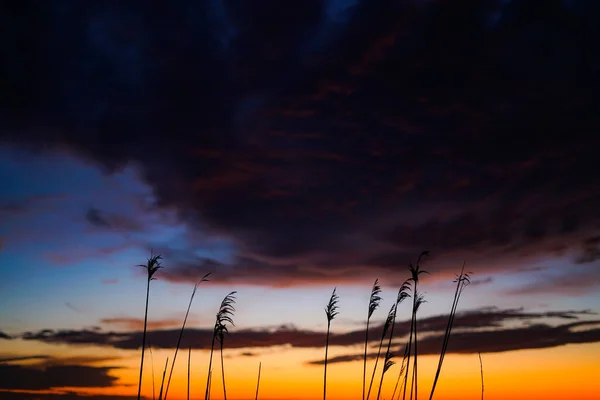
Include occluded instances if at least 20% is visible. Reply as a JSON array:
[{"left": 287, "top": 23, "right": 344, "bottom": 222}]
[
  {"left": 402, "top": 251, "right": 428, "bottom": 400},
  {"left": 217, "top": 322, "right": 229, "bottom": 400},
  {"left": 164, "top": 273, "right": 211, "bottom": 400},
  {"left": 204, "top": 291, "right": 236, "bottom": 400},
  {"left": 377, "top": 283, "right": 410, "bottom": 400},
  {"left": 158, "top": 357, "right": 169, "bottom": 400},
  {"left": 323, "top": 287, "right": 339, "bottom": 400},
  {"left": 367, "top": 304, "right": 395, "bottom": 400},
  {"left": 377, "top": 351, "right": 396, "bottom": 400},
  {"left": 409, "top": 293, "right": 426, "bottom": 400},
  {"left": 187, "top": 347, "right": 192, "bottom": 400},
  {"left": 390, "top": 346, "right": 408, "bottom": 400},
  {"left": 255, "top": 362, "right": 262, "bottom": 400},
  {"left": 207, "top": 369, "right": 213, "bottom": 400},
  {"left": 428, "top": 264, "right": 470, "bottom": 400},
  {"left": 137, "top": 253, "right": 163, "bottom": 400},
  {"left": 364, "top": 279, "right": 382, "bottom": 400},
  {"left": 478, "top": 352, "right": 484, "bottom": 400}
]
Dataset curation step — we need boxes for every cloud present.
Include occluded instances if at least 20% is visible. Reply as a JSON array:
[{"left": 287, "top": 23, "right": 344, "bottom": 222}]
[
  {"left": 307, "top": 320, "right": 600, "bottom": 365},
  {"left": 85, "top": 208, "right": 110, "bottom": 228},
  {"left": 506, "top": 263, "right": 600, "bottom": 296},
  {"left": 101, "top": 279, "right": 118, "bottom": 285},
  {"left": 0, "top": 354, "right": 124, "bottom": 395},
  {"left": 65, "top": 302, "right": 83, "bottom": 313},
  {"left": 0, "top": 355, "right": 50, "bottom": 363},
  {"left": 575, "top": 236, "right": 600, "bottom": 264},
  {"left": 84, "top": 207, "right": 145, "bottom": 232},
  {"left": 0, "top": 392, "right": 138, "bottom": 400},
  {"left": 0, "top": 354, "right": 119, "bottom": 366},
  {"left": 44, "top": 241, "right": 139, "bottom": 265},
  {"left": 100, "top": 317, "right": 182, "bottom": 330},
  {"left": 1, "top": 1, "right": 600, "bottom": 288},
  {"left": 19, "top": 308, "right": 598, "bottom": 353},
  {"left": 0, "top": 364, "right": 119, "bottom": 390},
  {"left": 0, "top": 195, "right": 67, "bottom": 218},
  {"left": 469, "top": 276, "right": 493, "bottom": 286}
]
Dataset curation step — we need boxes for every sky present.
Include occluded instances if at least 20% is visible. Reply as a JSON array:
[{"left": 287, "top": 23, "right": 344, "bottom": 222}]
[{"left": 1, "top": 0, "right": 600, "bottom": 399}]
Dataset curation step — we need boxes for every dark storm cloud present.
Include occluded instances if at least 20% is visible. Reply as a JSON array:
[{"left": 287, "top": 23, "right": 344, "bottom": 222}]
[
  {"left": 0, "top": 364, "right": 118, "bottom": 390},
  {"left": 19, "top": 307, "right": 598, "bottom": 352},
  {"left": 2, "top": 1, "right": 600, "bottom": 287}
]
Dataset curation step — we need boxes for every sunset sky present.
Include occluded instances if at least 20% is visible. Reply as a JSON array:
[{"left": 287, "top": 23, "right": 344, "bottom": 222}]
[{"left": 1, "top": 1, "right": 600, "bottom": 400}]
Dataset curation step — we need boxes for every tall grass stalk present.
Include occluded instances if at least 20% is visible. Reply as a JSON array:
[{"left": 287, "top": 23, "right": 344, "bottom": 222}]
[
  {"left": 255, "top": 362, "right": 262, "bottom": 400},
  {"left": 428, "top": 264, "right": 470, "bottom": 400},
  {"left": 390, "top": 347, "right": 408, "bottom": 400},
  {"left": 478, "top": 352, "right": 484, "bottom": 400},
  {"left": 377, "top": 284, "right": 410, "bottom": 400},
  {"left": 364, "top": 280, "right": 382, "bottom": 400},
  {"left": 401, "top": 310, "right": 413, "bottom": 400},
  {"left": 137, "top": 253, "right": 163, "bottom": 400},
  {"left": 376, "top": 352, "right": 396, "bottom": 400},
  {"left": 323, "top": 287, "right": 339, "bottom": 400},
  {"left": 187, "top": 347, "right": 192, "bottom": 400},
  {"left": 409, "top": 293, "right": 426, "bottom": 400},
  {"left": 207, "top": 369, "right": 212, "bottom": 400},
  {"left": 218, "top": 326, "right": 228, "bottom": 400},
  {"left": 164, "top": 273, "right": 211, "bottom": 400},
  {"left": 204, "top": 292, "right": 237, "bottom": 400},
  {"left": 367, "top": 304, "right": 395, "bottom": 400},
  {"left": 402, "top": 251, "right": 428, "bottom": 400},
  {"left": 158, "top": 357, "right": 169, "bottom": 400}
]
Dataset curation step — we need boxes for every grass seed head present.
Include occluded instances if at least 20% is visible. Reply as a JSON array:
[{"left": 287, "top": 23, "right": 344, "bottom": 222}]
[
  {"left": 369, "top": 279, "right": 383, "bottom": 318},
  {"left": 325, "top": 288, "right": 340, "bottom": 322},
  {"left": 139, "top": 254, "right": 163, "bottom": 281}
]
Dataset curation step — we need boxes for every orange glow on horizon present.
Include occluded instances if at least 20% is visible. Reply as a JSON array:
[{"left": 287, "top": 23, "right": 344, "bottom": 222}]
[{"left": 37, "top": 342, "right": 596, "bottom": 400}]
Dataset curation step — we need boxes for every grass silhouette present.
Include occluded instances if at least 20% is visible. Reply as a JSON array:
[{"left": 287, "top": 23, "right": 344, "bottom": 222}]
[
  {"left": 255, "top": 362, "right": 262, "bottom": 400},
  {"left": 132, "top": 251, "right": 472, "bottom": 400},
  {"left": 137, "top": 253, "right": 162, "bottom": 400},
  {"left": 164, "top": 273, "right": 210, "bottom": 400},
  {"left": 377, "top": 283, "right": 410, "bottom": 400},
  {"left": 363, "top": 280, "right": 382, "bottom": 400},
  {"left": 323, "top": 288, "right": 339, "bottom": 400}
]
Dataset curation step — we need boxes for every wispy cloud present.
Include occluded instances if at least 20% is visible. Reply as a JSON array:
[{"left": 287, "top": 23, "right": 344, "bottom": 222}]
[
  {"left": 506, "top": 263, "right": 600, "bottom": 296},
  {"left": 65, "top": 302, "right": 83, "bottom": 313},
  {"left": 100, "top": 317, "right": 182, "bottom": 330}
]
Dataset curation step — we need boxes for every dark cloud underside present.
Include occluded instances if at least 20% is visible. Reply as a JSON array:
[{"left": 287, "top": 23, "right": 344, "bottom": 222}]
[
  {"left": 0, "top": 364, "right": 118, "bottom": 390},
  {"left": 19, "top": 307, "right": 600, "bottom": 355},
  {"left": 1, "top": 1, "right": 600, "bottom": 286}
]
